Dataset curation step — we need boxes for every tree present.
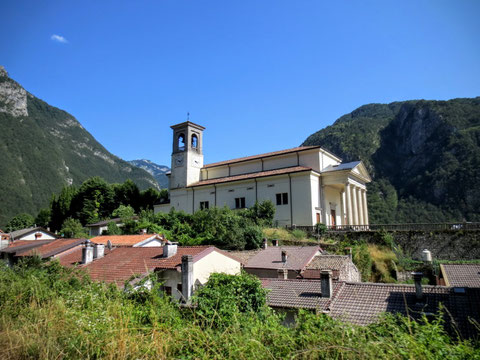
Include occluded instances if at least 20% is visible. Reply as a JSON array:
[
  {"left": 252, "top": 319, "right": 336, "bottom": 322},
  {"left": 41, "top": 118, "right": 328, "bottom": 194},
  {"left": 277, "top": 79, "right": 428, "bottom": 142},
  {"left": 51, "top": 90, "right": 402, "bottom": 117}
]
[
  {"left": 105, "top": 221, "right": 122, "bottom": 235},
  {"left": 192, "top": 272, "right": 268, "bottom": 327},
  {"left": 60, "top": 218, "right": 87, "bottom": 238},
  {"left": 112, "top": 205, "right": 135, "bottom": 220},
  {"left": 35, "top": 208, "right": 51, "bottom": 228},
  {"left": 5, "top": 213, "right": 35, "bottom": 232}
]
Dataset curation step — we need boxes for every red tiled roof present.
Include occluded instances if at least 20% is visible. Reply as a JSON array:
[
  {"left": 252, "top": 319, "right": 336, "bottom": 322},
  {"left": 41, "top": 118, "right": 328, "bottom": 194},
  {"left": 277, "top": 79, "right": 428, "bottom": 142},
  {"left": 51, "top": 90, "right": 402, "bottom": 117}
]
[
  {"left": 188, "top": 166, "right": 313, "bottom": 187},
  {"left": 18, "top": 238, "right": 85, "bottom": 258},
  {"left": 203, "top": 146, "right": 322, "bottom": 168},
  {"left": 90, "top": 234, "right": 162, "bottom": 247},
  {"left": 59, "top": 246, "right": 219, "bottom": 286},
  {"left": 245, "top": 246, "right": 321, "bottom": 271},
  {"left": 440, "top": 264, "right": 480, "bottom": 288}
]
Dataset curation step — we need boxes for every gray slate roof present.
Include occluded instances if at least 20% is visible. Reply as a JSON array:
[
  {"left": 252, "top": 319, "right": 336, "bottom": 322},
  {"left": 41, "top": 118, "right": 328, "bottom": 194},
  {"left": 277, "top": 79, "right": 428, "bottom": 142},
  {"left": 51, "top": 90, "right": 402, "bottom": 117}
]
[
  {"left": 322, "top": 161, "right": 361, "bottom": 173},
  {"left": 441, "top": 264, "right": 480, "bottom": 288},
  {"left": 244, "top": 246, "right": 321, "bottom": 271}
]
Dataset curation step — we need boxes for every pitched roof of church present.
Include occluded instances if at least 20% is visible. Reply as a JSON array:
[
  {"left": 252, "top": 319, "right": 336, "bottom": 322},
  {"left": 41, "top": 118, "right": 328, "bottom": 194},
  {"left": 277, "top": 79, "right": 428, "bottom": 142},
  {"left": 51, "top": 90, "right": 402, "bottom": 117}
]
[
  {"left": 322, "top": 161, "right": 361, "bottom": 172},
  {"left": 203, "top": 145, "right": 338, "bottom": 169},
  {"left": 188, "top": 166, "right": 313, "bottom": 187}
]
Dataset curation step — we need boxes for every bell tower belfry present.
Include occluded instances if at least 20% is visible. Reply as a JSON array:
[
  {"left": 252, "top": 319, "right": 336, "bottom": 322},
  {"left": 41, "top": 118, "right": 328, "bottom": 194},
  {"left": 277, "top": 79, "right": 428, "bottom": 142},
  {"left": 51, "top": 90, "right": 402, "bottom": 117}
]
[{"left": 170, "top": 121, "right": 205, "bottom": 189}]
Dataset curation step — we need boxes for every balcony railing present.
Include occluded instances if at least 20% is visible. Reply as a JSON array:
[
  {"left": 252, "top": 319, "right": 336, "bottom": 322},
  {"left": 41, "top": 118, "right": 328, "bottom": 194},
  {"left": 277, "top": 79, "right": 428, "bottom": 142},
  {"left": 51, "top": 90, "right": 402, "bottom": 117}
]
[{"left": 286, "top": 222, "right": 480, "bottom": 234}]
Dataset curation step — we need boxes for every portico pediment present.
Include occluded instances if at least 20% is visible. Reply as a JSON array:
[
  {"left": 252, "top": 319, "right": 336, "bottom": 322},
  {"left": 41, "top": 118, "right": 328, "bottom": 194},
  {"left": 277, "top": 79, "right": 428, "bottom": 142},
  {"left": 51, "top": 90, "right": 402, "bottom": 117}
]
[{"left": 321, "top": 161, "right": 371, "bottom": 185}]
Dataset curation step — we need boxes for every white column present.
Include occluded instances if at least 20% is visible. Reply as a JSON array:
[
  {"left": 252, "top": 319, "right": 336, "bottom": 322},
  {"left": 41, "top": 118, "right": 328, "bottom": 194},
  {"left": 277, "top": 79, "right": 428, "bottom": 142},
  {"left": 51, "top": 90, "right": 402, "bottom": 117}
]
[
  {"left": 357, "top": 187, "right": 364, "bottom": 225},
  {"left": 345, "top": 184, "right": 352, "bottom": 225},
  {"left": 362, "top": 189, "right": 369, "bottom": 226},
  {"left": 340, "top": 190, "right": 345, "bottom": 225},
  {"left": 351, "top": 185, "right": 359, "bottom": 225}
]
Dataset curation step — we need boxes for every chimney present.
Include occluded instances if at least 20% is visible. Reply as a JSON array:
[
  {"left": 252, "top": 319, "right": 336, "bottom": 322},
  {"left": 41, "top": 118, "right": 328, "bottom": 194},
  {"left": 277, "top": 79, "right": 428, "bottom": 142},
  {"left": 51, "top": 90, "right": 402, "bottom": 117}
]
[
  {"left": 421, "top": 249, "right": 432, "bottom": 263},
  {"left": 412, "top": 272, "right": 423, "bottom": 301},
  {"left": 277, "top": 268, "right": 288, "bottom": 279},
  {"left": 181, "top": 255, "right": 193, "bottom": 302},
  {"left": 262, "top": 238, "right": 268, "bottom": 250},
  {"left": 163, "top": 241, "right": 178, "bottom": 258},
  {"left": 281, "top": 250, "right": 288, "bottom": 263},
  {"left": 93, "top": 243, "right": 105, "bottom": 259},
  {"left": 272, "top": 239, "right": 279, "bottom": 247},
  {"left": 82, "top": 241, "right": 94, "bottom": 265},
  {"left": 321, "top": 270, "right": 333, "bottom": 298}
]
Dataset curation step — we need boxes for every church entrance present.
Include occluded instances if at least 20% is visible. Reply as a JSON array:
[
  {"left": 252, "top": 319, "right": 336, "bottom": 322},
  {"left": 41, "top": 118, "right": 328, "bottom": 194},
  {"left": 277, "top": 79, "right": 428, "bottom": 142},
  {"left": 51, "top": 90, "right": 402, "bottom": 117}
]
[{"left": 316, "top": 213, "right": 320, "bottom": 224}]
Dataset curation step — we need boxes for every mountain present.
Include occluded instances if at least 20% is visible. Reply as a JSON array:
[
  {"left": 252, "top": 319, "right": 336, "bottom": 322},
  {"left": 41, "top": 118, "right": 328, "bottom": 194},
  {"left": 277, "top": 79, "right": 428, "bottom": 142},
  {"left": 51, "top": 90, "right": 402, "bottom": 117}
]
[
  {"left": 128, "top": 159, "right": 170, "bottom": 188},
  {"left": 0, "top": 66, "right": 159, "bottom": 226},
  {"left": 302, "top": 98, "right": 480, "bottom": 223}
]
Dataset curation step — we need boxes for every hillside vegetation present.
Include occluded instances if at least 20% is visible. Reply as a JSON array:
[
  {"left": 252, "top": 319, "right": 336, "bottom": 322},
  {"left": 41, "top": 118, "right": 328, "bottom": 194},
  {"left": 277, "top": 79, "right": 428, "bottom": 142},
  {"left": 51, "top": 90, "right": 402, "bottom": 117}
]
[
  {"left": 0, "top": 260, "right": 477, "bottom": 359},
  {"left": 303, "top": 98, "right": 480, "bottom": 223},
  {"left": 0, "top": 67, "right": 159, "bottom": 226}
]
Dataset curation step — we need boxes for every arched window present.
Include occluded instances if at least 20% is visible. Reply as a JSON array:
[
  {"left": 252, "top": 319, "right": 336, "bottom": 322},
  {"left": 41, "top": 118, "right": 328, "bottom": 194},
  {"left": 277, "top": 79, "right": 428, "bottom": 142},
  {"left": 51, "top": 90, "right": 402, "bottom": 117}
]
[
  {"left": 178, "top": 133, "right": 185, "bottom": 151},
  {"left": 191, "top": 134, "right": 198, "bottom": 149}
]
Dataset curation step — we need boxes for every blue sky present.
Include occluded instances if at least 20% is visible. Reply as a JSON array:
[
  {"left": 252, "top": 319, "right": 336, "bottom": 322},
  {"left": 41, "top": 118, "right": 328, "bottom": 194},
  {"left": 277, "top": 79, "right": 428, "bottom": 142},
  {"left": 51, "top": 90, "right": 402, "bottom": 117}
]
[{"left": 1, "top": 1, "right": 479, "bottom": 167}]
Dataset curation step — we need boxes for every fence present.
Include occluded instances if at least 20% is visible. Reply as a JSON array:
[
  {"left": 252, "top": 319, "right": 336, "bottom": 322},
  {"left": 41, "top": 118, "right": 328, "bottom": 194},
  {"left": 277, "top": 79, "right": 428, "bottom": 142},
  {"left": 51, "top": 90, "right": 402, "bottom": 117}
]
[{"left": 286, "top": 222, "right": 480, "bottom": 234}]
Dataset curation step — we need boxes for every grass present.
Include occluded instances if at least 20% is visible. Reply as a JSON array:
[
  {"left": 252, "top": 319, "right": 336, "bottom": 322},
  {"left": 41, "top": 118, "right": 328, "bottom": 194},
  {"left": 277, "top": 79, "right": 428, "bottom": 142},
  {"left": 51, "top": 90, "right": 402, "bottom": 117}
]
[
  {"left": 368, "top": 244, "right": 398, "bottom": 283},
  {"left": 262, "top": 227, "right": 317, "bottom": 245},
  {"left": 0, "top": 260, "right": 479, "bottom": 359}
]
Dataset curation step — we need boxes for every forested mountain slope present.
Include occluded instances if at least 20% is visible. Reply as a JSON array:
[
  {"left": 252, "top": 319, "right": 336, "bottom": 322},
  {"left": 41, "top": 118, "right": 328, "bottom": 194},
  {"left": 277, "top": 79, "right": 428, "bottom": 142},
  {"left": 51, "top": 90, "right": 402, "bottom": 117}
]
[
  {"left": 0, "top": 66, "right": 159, "bottom": 226},
  {"left": 303, "top": 98, "right": 480, "bottom": 223},
  {"left": 128, "top": 159, "right": 170, "bottom": 188}
]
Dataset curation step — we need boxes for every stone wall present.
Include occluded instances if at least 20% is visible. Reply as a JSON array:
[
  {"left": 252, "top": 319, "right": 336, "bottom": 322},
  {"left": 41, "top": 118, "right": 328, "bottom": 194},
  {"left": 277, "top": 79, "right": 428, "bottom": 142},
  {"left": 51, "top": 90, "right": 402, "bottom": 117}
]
[{"left": 321, "top": 230, "right": 480, "bottom": 260}]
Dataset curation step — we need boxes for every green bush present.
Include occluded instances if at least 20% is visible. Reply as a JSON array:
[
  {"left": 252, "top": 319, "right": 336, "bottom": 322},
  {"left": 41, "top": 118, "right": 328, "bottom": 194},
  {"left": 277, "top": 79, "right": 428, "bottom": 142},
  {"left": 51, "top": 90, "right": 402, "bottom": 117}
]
[{"left": 292, "top": 229, "right": 307, "bottom": 239}]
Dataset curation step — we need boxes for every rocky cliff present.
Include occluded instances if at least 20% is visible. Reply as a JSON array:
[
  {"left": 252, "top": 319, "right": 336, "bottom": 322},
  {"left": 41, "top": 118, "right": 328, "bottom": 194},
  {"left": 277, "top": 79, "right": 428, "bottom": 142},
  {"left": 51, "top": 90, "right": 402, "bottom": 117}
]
[
  {"left": 303, "top": 98, "right": 480, "bottom": 223},
  {"left": 128, "top": 159, "right": 170, "bottom": 188},
  {"left": 0, "top": 67, "right": 159, "bottom": 226}
]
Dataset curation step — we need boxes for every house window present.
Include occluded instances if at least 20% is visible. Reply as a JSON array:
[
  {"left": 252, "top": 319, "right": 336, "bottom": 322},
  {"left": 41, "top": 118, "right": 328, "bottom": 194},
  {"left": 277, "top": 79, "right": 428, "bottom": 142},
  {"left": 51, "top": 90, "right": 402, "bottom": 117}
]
[
  {"left": 276, "top": 193, "right": 288, "bottom": 205},
  {"left": 200, "top": 201, "right": 209, "bottom": 210},
  {"left": 235, "top": 197, "right": 246, "bottom": 209},
  {"left": 177, "top": 283, "right": 183, "bottom": 293},
  {"left": 164, "top": 286, "right": 172, "bottom": 296}
]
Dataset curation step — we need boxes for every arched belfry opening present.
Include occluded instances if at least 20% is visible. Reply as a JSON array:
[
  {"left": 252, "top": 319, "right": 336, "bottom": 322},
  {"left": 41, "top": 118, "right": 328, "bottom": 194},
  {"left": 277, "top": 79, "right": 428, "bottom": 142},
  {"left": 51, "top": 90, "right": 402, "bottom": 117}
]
[
  {"left": 178, "top": 133, "right": 186, "bottom": 151},
  {"left": 191, "top": 134, "right": 198, "bottom": 149}
]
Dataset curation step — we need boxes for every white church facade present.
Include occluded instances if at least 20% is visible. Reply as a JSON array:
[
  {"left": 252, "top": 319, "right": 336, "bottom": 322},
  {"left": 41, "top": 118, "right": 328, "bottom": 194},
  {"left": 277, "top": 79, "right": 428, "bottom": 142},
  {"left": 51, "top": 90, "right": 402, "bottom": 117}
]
[{"left": 154, "top": 121, "right": 371, "bottom": 227}]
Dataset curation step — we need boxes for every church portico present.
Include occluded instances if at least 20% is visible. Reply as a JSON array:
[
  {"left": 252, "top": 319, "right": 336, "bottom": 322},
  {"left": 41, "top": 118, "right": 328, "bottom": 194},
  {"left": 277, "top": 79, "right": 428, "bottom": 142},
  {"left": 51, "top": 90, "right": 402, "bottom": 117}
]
[{"left": 155, "top": 121, "right": 371, "bottom": 227}]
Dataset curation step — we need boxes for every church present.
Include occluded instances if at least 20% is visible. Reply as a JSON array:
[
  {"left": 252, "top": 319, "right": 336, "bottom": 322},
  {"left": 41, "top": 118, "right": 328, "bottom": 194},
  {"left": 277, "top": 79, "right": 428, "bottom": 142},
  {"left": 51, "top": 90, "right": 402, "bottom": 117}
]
[{"left": 154, "top": 121, "right": 371, "bottom": 227}]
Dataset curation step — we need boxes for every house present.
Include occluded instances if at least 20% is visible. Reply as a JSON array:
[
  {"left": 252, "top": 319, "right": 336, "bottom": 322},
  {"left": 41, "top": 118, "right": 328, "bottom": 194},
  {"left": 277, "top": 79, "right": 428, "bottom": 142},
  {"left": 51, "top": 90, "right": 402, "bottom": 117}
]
[
  {"left": 301, "top": 255, "right": 361, "bottom": 282},
  {"left": 154, "top": 121, "right": 371, "bottom": 227},
  {"left": 243, "top": 246, "right": 322, "bottom": 279},
  {"left": 0, "top": 238, "right": 85, "bottom": 266},
  {"left": 89, "top": 234, "right": 166, "bottom": 247},
  {"left": 86, "top": 217, "right": 138, "bottom": 237},
  {"left": 59, "top": 241, "right": 242, "bottom": 302},
  {"left": 438, "top": 264, "right": 480, "bottom": 288},
  {"left": 0, "top": 229, "right": 9, "bottom": 249},
  {"left": 9, "top": 227, "right": 57, "bottom": 241},
  {"left": 263, "top": 272, "right": 480, "bottom": 338}
]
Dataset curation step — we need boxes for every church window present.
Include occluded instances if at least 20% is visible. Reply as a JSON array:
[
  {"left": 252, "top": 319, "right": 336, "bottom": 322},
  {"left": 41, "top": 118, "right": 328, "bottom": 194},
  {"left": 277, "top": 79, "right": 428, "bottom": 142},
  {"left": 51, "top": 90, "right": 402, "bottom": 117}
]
[
  {"left": 178, "top": 133, "right": 186, "bottom": 151},
  {"left": 200, "top": 201, "right": 209, "bottom": 210},
  {"left": 235, "top": 197, "right": 246, "bottom": 209},
  {"left": 276, "top": 193, "right": 288, "bottom": 205},
  {"left": 191, "top": 134, "right": 198, "bottom": 149}
]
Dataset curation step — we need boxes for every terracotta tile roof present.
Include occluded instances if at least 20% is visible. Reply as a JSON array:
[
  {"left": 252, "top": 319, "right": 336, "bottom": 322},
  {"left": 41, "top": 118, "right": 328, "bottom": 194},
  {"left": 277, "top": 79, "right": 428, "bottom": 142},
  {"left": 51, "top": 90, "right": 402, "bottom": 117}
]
[
  {"left": 328, "top": 282, "right": 480, "bottom": 338},
  {"left": 440, "top": 264, "right": 480, "bottom": 288},
  {"left": 1, "top": 240, "right": 53, "bottom": 255},
  {"left": 189, "top": 166, "right": 313, "bottom": 188},
  {"left": 59, "top": 246, "right": 218, "bottom": 286},
  {"left": 203, "top": 146, "right": 322, "bottom": 168},
  {"left": 262, "top": 279, "right": 343, "bottom": 310},
  {"left": 86, "top": 216, "right": 139, "bottom": 227},
  {"left": 90, "top": 234, "right": 163, "bottom": 247},
  {"left": 245, "top": 246, "right": 321, "bottom": 271},
  {"left": 18, "top": 238, "right": 85, "bottom": 258}
]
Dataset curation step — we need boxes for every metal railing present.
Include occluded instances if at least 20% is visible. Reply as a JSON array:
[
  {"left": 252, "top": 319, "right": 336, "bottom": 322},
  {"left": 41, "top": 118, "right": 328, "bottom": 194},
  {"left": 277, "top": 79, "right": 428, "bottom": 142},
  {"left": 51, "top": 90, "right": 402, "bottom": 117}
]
[{"left": 286, "top": 222, "right": 480, "bottom": 234}]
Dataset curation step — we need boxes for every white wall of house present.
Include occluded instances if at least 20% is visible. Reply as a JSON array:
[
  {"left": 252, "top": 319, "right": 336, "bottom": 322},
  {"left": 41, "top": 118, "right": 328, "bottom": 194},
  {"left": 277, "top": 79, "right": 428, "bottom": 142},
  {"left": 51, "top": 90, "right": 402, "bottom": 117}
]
[
  {"left": 194, "top": 250, "right": 241, "bottom": 284},
  {"left": 17, "top": 231, "right": 56, "bottom": 241}
]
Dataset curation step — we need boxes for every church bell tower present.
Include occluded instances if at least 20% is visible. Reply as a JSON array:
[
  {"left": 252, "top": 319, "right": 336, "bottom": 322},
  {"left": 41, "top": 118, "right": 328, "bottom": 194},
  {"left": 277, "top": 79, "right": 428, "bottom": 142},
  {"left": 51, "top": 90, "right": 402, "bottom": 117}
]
[{"left": 170, "top": 121, "right": 205, "bottom": 189}]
